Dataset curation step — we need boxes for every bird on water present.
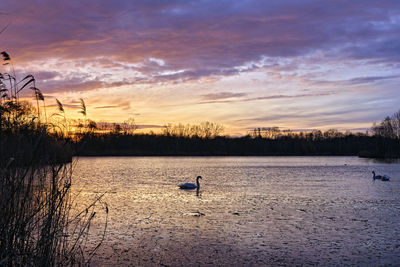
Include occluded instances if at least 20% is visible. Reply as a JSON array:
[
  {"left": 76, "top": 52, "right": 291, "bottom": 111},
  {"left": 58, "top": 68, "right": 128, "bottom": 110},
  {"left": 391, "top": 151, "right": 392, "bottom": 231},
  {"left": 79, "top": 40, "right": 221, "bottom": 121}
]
[
  {"left": 372, "top": 171, "right": 390, "bottom": 181},
  {"left": 372, "top": 171, "right": 382, "bottom": 180},
  {"left": 179, "top": 176, "right": 202, "bottom": 189}
]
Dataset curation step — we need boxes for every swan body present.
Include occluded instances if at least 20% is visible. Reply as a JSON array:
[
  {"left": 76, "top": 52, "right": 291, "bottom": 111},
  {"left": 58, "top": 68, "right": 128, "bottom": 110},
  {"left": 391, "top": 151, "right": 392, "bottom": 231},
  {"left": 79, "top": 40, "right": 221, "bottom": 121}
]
[
  {"left": 179, "top": 176, "right": 202, "bottom": 189},
  {"left": 372, "top": 171, "right": 382, "bottom": 180},
  {"left": 382, "top": 175, "right": 390, "bottom": 181}
]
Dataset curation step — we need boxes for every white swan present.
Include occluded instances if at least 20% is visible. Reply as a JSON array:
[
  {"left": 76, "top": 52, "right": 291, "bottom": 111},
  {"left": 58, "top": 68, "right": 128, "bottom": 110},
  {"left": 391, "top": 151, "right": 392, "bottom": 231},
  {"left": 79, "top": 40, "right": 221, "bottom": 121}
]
[{"left": 179, "top": 176, "right": 202, "bottom": 189}]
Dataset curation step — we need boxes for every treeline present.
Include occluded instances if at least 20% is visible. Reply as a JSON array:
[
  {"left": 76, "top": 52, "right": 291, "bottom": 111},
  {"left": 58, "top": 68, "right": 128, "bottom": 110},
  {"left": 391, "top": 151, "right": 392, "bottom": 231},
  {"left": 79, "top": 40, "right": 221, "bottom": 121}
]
[
  {"left": 371, "top": 110, "right": 400, "bottom": 139},
  {"left": 74, "top": 120, "right": 400, "bottom": 157},
  {"left": 162, "top": 122, "right": 224, "bottom": 139},
  {"left": 76, "top": 129, "right": 399, "bottom": 157}
]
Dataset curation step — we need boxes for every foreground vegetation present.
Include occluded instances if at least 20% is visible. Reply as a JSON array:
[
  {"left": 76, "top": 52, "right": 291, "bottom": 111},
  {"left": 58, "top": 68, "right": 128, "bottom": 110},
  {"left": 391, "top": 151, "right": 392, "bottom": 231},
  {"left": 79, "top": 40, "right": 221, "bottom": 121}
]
[{"left": 0, "top": 52, "right": 107, "bottom": 265}]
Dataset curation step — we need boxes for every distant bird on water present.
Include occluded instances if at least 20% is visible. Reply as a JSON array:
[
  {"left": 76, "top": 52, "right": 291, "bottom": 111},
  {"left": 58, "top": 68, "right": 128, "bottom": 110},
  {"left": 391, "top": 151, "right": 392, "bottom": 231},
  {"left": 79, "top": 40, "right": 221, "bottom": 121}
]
[
  {"left": 372, "top": 171, "right": 390, "bottom": 181},
  {"left": 179, "top": 176, "right": 202, "bottom": 190},
  {"left": 372, "top": 171, "right": 382, "bottom": 180}
]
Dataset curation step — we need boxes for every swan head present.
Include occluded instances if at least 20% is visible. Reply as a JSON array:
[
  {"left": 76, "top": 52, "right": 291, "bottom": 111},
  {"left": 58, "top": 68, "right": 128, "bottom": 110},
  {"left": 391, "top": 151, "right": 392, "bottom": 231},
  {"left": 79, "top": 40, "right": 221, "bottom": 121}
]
[{"left": 197, "top": 176, "right": 202, "bottom": 180}]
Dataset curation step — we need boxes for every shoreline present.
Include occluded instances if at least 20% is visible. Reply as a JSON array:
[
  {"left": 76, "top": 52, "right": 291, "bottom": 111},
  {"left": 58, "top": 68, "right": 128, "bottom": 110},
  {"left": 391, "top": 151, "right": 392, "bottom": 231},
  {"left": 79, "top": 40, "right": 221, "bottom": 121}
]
[{"left": 75, "top": 151, "right": 399, "bottom": 159}]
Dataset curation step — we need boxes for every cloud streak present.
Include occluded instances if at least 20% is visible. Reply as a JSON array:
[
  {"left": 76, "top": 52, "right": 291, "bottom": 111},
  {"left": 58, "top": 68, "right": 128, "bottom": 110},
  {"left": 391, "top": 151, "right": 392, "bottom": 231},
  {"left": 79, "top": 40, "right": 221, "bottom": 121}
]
[
  {"left": 201, "top": 92, "right": 248, "bottom": 100},
  {"left": 198, "top": 92, "right": 333, "bottom": 105}
]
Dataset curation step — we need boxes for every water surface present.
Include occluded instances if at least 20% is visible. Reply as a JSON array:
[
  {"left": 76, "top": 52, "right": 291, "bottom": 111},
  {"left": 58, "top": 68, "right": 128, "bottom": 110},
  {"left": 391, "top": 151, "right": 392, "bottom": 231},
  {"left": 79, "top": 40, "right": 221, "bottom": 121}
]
[{"left": 72, "top": 156, "right": 400, "bottom": 266}]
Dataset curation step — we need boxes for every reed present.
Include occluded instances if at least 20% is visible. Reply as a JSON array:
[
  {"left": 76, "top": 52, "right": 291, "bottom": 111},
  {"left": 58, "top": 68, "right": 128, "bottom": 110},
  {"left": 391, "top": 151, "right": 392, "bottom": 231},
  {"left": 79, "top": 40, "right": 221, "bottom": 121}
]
[
  {"left": 0, "top": 150, "right": 108, "bottom": 265},
  {"left": 0, "top": 52, "right": 107, "bottom": 265}
]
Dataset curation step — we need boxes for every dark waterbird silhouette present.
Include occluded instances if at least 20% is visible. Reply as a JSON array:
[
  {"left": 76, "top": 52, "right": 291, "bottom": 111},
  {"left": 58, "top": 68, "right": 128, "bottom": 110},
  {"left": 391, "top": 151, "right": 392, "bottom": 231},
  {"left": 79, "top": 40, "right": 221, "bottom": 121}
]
[
  {"left": 372, "top": 171, "right": 382, "bottom": 180},
  {"left": 179, "top": 176, "right": 202, "bottom": 190},
  {"left": 372, "top": 171, "right": 390, "bottom": 181}
]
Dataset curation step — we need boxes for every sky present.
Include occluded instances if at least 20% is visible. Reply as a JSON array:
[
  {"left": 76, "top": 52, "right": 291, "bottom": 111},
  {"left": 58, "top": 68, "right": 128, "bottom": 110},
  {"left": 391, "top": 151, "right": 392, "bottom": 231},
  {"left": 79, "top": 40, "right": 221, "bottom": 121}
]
[{"left": 1, "top": 0, "right": 400, "bottom": 135}]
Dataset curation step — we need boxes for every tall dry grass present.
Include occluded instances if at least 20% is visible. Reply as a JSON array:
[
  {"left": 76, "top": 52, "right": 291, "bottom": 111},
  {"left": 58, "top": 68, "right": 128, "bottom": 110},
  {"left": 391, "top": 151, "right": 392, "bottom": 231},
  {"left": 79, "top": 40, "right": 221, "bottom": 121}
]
[
  {"left": 0, "top": 152, "right": 108, "bottom": 265},
  {"left": 0, "top": 51, "right": 108, "bottom": 265}
]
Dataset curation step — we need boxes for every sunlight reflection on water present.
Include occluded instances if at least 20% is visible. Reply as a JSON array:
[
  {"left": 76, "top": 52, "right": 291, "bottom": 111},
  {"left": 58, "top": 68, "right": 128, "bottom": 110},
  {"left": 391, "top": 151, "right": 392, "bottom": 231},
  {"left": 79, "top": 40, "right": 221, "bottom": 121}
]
[{"left": 72, "top": 156, "right": 400, "bottom": 266}]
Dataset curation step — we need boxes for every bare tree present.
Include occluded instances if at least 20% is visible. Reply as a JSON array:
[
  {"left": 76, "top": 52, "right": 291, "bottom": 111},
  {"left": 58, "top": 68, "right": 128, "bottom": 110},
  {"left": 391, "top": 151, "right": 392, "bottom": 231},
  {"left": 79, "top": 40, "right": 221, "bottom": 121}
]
[{"left": 392, "top": 110, "right": 400, "bottom": 138}]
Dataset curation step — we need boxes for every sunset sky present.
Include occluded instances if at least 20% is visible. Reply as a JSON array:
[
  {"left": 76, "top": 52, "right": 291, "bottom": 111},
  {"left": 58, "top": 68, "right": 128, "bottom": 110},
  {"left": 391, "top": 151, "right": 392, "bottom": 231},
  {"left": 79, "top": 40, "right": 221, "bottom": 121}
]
[{"left": 0, "top": 0, "right": 399, "bottom": 135}]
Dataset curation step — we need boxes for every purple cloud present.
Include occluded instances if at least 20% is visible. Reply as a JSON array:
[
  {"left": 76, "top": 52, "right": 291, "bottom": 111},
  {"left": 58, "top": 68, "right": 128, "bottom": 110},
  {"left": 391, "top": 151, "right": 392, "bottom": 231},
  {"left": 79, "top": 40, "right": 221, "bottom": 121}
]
[{"left": 0, "top": 0, "right": 398, "bottom": 83}]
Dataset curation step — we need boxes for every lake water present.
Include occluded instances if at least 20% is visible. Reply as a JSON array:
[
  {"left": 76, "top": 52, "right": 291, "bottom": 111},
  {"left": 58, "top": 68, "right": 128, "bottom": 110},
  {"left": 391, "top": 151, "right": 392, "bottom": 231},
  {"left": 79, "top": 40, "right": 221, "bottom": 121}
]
[{"left": 72, "top": 156, "right": 400, "bottom": 266}]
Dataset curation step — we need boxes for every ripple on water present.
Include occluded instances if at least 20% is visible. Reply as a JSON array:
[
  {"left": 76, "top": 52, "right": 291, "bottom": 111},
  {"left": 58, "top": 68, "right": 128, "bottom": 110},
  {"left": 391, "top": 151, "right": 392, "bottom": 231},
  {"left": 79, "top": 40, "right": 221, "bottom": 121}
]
[{"left": 72, "top": 156, "right": 400, "bottom": 266}]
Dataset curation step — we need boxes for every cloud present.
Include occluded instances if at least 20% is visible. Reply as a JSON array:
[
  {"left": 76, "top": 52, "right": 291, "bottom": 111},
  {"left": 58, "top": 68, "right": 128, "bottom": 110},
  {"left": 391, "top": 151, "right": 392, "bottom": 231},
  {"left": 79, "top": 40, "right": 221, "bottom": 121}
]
[
  {"left": 22, "top": 75, "right": 137, "bottom": 94},
  {"left": 314, "top": 75, "right": 400, "bottom": 86},
  {"left": 32, "top": 71, "right": 59, "bottom": 80},
  {"left": 93, "top": 102, "right": 131, "bottom": 112},
  {"left": 94, "top": 105, "right": 121, "bottom": 109},
  {"left": 198, "top": 92, "right": 333, "bottom": 104},
  {"left": 92, "top": 101, "right": 131, "bottom": 111},
  {"left": 345, "top": 75, "right": 400, "bottom": 85},
  {"left": 238, "top": 104, "right": 386, "bottom": 130},
  {"left": 201, "top": 92, "right": 247, "bottom": 100},
  {"left": 0, "top": 0, "right": 399, "bottom": 85}
]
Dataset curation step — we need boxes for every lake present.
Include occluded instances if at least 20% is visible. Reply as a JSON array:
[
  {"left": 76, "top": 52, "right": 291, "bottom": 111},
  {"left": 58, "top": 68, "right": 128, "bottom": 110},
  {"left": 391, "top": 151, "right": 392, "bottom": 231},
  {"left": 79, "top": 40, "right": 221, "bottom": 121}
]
[{"left": 72, "top": 156, "right": 400, "bottom": 266}]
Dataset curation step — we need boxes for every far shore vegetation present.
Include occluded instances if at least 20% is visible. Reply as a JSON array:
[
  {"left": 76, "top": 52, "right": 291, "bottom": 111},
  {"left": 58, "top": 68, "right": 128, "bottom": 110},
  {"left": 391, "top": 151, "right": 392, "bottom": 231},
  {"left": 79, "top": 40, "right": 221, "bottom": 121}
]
[
  {"left": 73, "top": 117, "right": 400, "bottom": 158},
  {"left": 66, "top": 103, "right": 400, "bottom": 159}
]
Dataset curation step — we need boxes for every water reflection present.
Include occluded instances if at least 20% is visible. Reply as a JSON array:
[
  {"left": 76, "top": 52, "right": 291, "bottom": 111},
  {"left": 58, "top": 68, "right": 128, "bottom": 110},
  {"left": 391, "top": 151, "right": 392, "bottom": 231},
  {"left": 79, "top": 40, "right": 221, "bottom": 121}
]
[
  {"left": 72, "top": 156, "right": 400, "bottom": 266},
  {"left": 371, "top": 158, "right": 400, "bottom": 164}
]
